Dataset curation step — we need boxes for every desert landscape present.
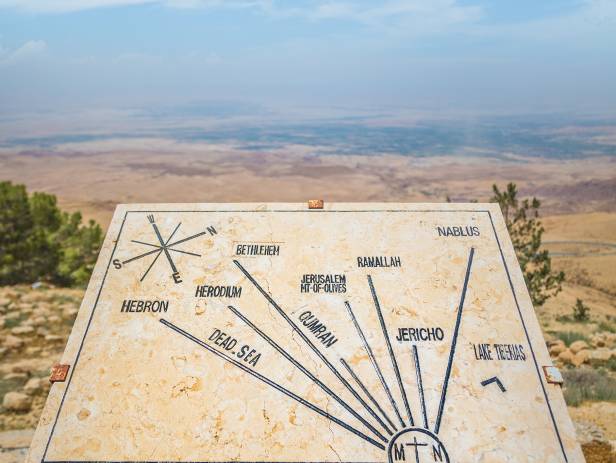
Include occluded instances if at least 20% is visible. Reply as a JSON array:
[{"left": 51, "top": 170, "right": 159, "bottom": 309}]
[
  {"left": 2, "top": 0, "right": 615, "bottom": 460},
  {"left": 1, "top": 114, "right": 615, "bottom": 462}
]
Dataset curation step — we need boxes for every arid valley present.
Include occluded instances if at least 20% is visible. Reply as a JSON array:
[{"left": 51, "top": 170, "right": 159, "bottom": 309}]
[{"left": 1, "top": 113, "right": 616, "bottom": 462}]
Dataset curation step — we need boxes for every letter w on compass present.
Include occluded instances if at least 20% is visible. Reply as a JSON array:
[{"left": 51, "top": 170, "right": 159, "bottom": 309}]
[{"left": 122, "top": 214, "right": 207, "bottom": 283}]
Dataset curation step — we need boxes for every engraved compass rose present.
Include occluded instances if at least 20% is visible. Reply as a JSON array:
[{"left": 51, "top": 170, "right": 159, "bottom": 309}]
[{"left": 118, "top": 214, "right": 209, "bottom": 283}]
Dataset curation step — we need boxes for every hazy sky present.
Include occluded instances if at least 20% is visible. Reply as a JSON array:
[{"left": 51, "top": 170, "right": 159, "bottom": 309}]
[{"left": 1, "top": 0, "right": 615, "bottom": 115}]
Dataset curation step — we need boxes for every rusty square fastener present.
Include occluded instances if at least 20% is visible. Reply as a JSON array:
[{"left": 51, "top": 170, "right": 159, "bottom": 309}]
[
  {"left": 308, "top": 199, "right": 324, "bottom": 209},
  {"left": 50, "top": 364, "right": 70, "bottom": 383},
  {"left": 543, "top": 366, "right": 563, "bottom": 385}
]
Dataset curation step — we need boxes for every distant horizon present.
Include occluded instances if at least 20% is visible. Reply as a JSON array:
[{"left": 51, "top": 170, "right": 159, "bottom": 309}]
[
  {"left": 2, "top": 103, "right": 615, "bottom": 162},
  {"left": 1, "top": 0, "right": 615, "bottom": 115}
]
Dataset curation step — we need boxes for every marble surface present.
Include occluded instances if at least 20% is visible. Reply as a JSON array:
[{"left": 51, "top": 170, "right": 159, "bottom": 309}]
[{"left": 26, "top": 203, "right": 584, "bottom": 463}]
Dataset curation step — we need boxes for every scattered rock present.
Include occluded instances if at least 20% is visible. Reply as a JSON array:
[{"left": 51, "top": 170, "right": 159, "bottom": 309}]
[
  {"left": 3, "top": 373, "right": 27, "bottom": 381},
  {"left": 589, "top": 348, "right": 616, "bottom": 362},
  {"left": 47, "top": 315, "right": 61, "bottom": 324},
  {"left": 0, "top": 428, "right": 34, "bottom": 448},
  {"left": 549, "top": 340, "right": 567, "bottom": 356},
  {"left": 24, "top": 377, "right": 47, "bottom": 395},
  {"left": 3, "top": 336, "right": 24, "bottom": 350},
  {"left": 5, "top": 312, "right": 21, "bottom": 323},
  {"left": 558, "top": 349, "right": 574, "bottom": 365},
  {"left": 575, "top": 420, "right": 616, "bottom": 463},
  {"left": 572, "top": 350, "right": 591, "bottom": 367},
  {"left": 10, "top": 326, "right": 34, "bottom": 336},
  {"left": 2, "top": 392, "right": 32, "bottom": 413},
  {"left": 591, "top": 332, "right": 616, "bottom": 349},
  {"left": 24, "top": 347, "right": 41, "bottom": 356},
  {"left": 34, "top": 306, "right": 51, "bottom": 318},
  {"left": 31, "top": 316, "right": 47, "bottom": 327},
  {"left": 62, "top": 307, "right": 78, "bottom": 318},
  {"left": 570, "top": 340, "right": 590, "bottom": 354},
  {"left": 44, "top": 334, "right": 63, "bottom": 342}
]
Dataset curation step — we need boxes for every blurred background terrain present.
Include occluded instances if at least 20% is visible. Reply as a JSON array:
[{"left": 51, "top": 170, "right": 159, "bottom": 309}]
[{"left": 1, "top": 0, "right": 616, "bottom": 461}]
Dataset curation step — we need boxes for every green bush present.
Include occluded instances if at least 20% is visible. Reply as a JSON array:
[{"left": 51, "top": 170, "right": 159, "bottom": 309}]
[
  {"left": 553, "top": 331, "right": 589, "bottom": 346},
  {"left": 0, "top": 181, "right": 103, "bottom": 287},
  {"left": 598, "top": 320, "right": 616, "bottom": 333},
  {"left": 491, "top": 183, "right": 564, "bottom": 307},
  {"left": 573, "top": 298, "right": 590, "bottom": 322},
  {"left": 563, "top": 368, "right": 616, "bottom": 407}
]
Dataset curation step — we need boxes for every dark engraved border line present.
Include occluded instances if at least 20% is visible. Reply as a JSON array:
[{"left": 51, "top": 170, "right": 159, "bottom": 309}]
[
  {"left": 487, "top": 211, "right": 568, "bottom": 462},
  {"left": 227, "top": 305, "right": 393, "bottom": 439},
  {"left": 233, "top": 260, "right": 391, "bottom": 441},
  {"left": 367, "top": 276, "right": 415, "bottom": 427},
  {"left": 339, "top": 359, "right": 398, "bottom": 432},
  {"left": 344, "top": 301, "right": 405, "bottom": 429},
  {"left": 41, "top": 211, "right": 129, "bottom": 462},
  {"left": 130, "top": 209, "right": 492, "bottom": 214},
  {"left": 412, "top": 345, "right": 429, "bottom": 429},
  {"left": 159, "top": 318, "right": 386, "bottom": 451},
  {"left": 433, "top": 247, "right": 474, "bottom": 435},
  {"left": 140, "top": 249, "right": 163, "bottom": 282}
]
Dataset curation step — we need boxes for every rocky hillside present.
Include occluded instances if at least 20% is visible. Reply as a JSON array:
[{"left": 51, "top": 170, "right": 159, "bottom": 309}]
[
  {"left": 0, "top": 285, "right": 81, "bottom": 431},
  {"left": 0, "top": 283, "right": 614, "bottom": 462}
]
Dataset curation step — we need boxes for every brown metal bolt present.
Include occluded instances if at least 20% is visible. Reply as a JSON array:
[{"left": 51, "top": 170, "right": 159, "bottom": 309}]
[
  {"left": 50, "top": 364, "right": 70, "bottom": 383},
  {"left": 308, "top": 199, "right": 324, "bottom": 209}
]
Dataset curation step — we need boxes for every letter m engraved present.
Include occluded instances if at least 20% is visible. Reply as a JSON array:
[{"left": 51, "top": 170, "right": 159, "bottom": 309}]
[{"left": 393, "top": 443, "right": 406, "bottom": 461}]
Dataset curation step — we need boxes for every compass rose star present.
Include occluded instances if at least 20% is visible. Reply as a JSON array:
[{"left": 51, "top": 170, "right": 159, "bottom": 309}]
[{"left": 122, "top": 214, "right": 206, "bottom": 283}]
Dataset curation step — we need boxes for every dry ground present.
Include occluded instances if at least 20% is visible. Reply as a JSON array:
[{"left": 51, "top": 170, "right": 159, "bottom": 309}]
[
  {"left": 1, "top": 139, "right": 614, "bottom": 226},
  {"left": 1, "top": 142, "right": 615, "bottom": 460}
]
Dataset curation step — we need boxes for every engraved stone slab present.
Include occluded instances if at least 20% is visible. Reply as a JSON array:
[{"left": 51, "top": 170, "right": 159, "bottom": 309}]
[{"left": 26, "top": 203, "right": 584, "bottom": 463}]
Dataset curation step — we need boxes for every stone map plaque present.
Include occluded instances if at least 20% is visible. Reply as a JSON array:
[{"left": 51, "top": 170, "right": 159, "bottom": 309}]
[{"left": 27, "top": 203, "right": 584, "bottom": 463}]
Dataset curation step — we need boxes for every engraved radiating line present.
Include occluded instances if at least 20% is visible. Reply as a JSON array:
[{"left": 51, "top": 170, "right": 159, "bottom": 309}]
[
  {"left": 227, "top": 305, "right": 392, "bottom": 439},
  {"left": 368, "top": 276, "right": 415, "bottom": 427},
  {"left": 122, "top": 247, "right": 161, "bottom": 264},
  {"left": 169, "top": 248, "right": 201, "bottom": 257},
  {"left": 151, "top": 221, "right": 178, "bottom": 273},
  {"left": 233, "top": 260, "right": 391, "bottom": 441},
  {"left": 165, "top": 222, "right": 181, "bottom": 245},
  {"left": 344, "top": 301, "right": 406, "bottom": 429},
  {"left": 140, "top": 249, "right": 163, "bottom": 282},
  {"left": 131, "top": 239, "right": 160, "bottom": 248},
  {"left": 339, "top": 358, "right": 398, "bottom": 432},
  {"left": 434, "top": 247, "right": 474, "bottom": 435},
  {"left": 159, "top": 318, "right": 386, "bottom": 451},
  {"left": 167, "top": 231, "right": 206, "bottom": 248},
  {"left": 412, "top": 345, "right": 428, "bottom": 429}
]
